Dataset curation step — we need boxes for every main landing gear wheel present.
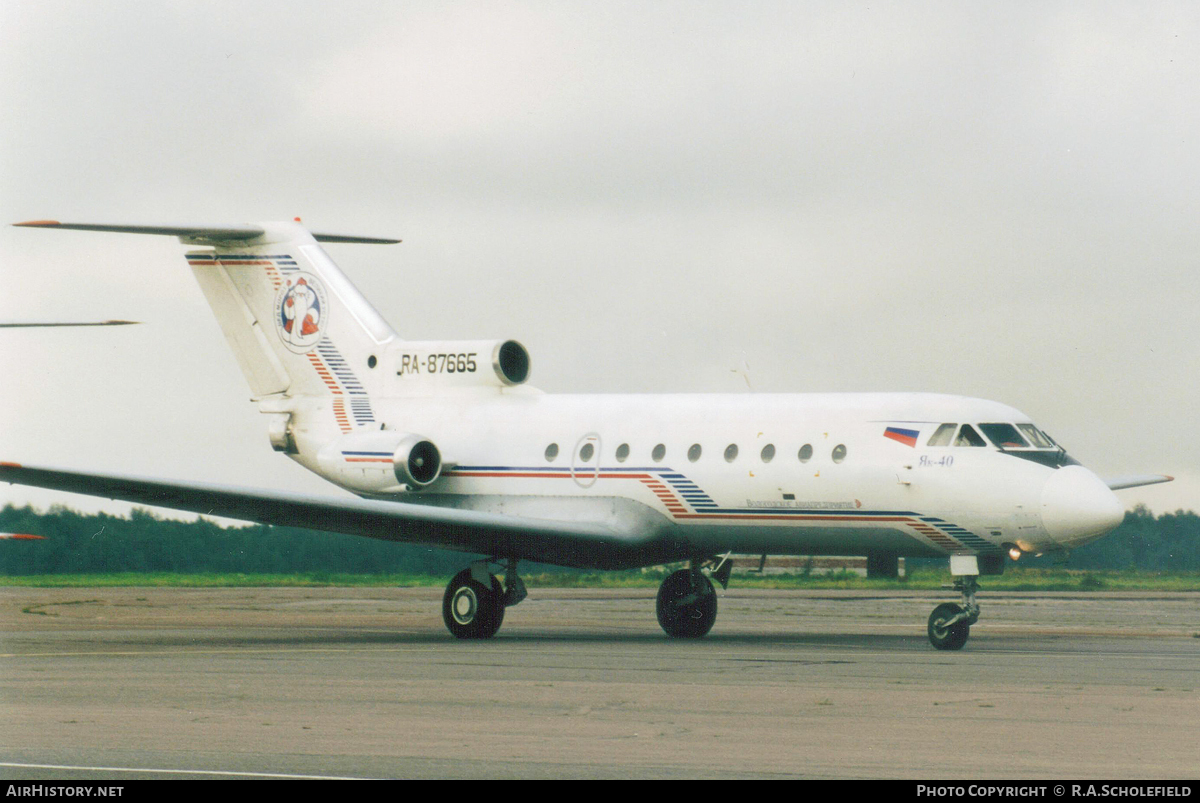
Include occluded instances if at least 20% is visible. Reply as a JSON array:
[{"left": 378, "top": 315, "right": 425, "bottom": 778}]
[
  {"left": 656, "top": 568, "right": 718, "bottom": 638},
  {"left": 927, "top": 602, "right": 970, "bottom": 651},
  {"left": 442, "top": 568, "right": 505, "bottom": 639}
]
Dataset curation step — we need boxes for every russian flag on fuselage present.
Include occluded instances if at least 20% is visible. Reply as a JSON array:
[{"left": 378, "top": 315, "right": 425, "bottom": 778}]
[{"left": 884, "top": 427, "right": 920, "bottom": 447}]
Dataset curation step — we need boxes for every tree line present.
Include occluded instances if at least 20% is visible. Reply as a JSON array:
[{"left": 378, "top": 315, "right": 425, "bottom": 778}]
[
  {"left": 1025, "top": 504, "right": 1199, "bottom": 571},
  {"left": 0, "top": 503, "right": 1195, "bottom": 576},
  {"left": 0, "top": 505, "right": 476, "bottom": 576}
]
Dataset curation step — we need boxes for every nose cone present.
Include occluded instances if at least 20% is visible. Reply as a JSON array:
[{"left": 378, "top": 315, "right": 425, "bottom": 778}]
[{"left": 1040, "top": 466, "right": 1125, "bottom": 545}]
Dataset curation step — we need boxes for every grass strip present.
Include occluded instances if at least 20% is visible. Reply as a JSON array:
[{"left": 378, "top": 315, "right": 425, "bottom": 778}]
[{"left": 2, "top": 568, "right": 1199, "bottom": 592}]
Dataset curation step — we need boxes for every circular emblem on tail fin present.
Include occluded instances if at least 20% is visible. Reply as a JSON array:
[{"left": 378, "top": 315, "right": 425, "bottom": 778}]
[{"left": 275, "top": 272, "right": 330, "bottom": 353}]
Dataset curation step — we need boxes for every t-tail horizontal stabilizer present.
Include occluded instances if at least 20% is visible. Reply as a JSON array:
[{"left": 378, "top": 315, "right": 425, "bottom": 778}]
[
  {"left": 15, "top": 218, "right": 403, "bottom": 400},
  {"left": 12, "top": 220, "right": 400, "bottom": 245},
  {"left": 0, "top": 320, "right": 139, "bottom": 328}
]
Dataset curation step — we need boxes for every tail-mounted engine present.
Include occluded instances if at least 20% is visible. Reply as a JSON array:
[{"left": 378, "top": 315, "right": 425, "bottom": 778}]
[
  {"left": 317, "top": 430, "right": 443, "bottom": 493},
  {"left": 387, "top": 339, "right": 530, "bottom": 390},
  {"left": 267, "top": 414, "right": 298, "bottom": 454}
]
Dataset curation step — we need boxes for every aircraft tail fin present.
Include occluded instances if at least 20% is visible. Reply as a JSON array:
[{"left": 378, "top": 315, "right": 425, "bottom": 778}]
[
  {"left": 183, "top": 222, "right": 399, "bottom": 405},
  {"left": 14, "top": 220, "right": 401, "bottom": 409}
]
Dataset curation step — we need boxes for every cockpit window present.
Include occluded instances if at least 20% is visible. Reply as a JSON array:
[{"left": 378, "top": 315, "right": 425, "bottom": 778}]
[
  {"left": 979, "top": 423, "right": 1030, "bottom": 449},
  {"left": 927, "top": 423, "right": 956, "bottom": 447},
  {"left": 954, "top": 424, "right": 987, "bottom": 447},
  {"left": 1017, "top": 424, "right": 1056, "bottom": 448}
]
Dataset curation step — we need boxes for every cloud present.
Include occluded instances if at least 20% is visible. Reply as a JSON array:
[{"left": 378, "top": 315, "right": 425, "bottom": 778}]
[{"left": 0, "top": 2, "right": 1195, "bottom": 515}]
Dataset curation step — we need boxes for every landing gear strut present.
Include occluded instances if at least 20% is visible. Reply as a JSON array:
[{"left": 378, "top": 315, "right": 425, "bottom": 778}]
[
  {"left": 656, "top": 566, "right": 719, "bottom": 638},
  {"left": 927, "top": 556, "right": 982, "bottom": 650},
  {"left": 442, "top": 559, "right": 527, "bottom": 639}
]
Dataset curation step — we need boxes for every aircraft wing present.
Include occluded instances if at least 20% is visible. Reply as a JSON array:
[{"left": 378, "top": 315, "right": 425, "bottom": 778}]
[
  {"left": 0, "top": 462, "right": 669, "bottom": 570},
  {"left": 1105, "top": 474, "right": 1174, "bottom": 491}
]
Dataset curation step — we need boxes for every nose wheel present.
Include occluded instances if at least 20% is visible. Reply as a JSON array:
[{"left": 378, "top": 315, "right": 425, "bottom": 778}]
[
  {"left": 927, "top": 573, "right": 981, "bottom": 651},
  {"left": 928, "top": 602, "right": 971, "bottom": 650}
]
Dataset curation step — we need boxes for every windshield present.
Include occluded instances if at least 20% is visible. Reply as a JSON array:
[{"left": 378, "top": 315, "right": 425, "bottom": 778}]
[
  {"left": 1017, "top": 423, "right": 1056, "bottom": 448},
  {"left": 926, "top": 423, "right": 956, "bottom": 447},
  {"left": 924, "top": 421, "right": 1071, "bottom": 465},
  {"left": 978, "top": 423, "right": 1030, "bottom": 448},
  {"left": 954, "top": 424, "right": 987, "bottom": 447}
]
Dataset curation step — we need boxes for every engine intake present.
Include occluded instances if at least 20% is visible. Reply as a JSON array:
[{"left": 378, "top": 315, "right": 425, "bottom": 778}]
[
  {"left": 494, "top": 339, "right": 530, "bottom": 385},
  {"left": 388, "top": 339, "right": 531, "bottom": 389},
  {"left": 317, "top": 430, "right": 443, "bottom": 493},
  {"left": 394, "top": 434, "right": 441, "bottom": 487}
]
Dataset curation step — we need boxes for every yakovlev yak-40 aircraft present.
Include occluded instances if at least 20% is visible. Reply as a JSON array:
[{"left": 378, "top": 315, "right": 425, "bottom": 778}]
[{"left": 4, "top": 220, "right": 1172, "bottom": 649}]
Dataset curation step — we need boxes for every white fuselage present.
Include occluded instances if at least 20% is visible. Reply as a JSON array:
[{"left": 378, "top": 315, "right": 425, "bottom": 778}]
[{"left": 282, "top": 389, "right": 1125, "bottom": 568}]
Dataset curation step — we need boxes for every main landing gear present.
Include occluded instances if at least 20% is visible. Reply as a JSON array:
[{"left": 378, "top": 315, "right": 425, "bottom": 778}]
[
  {"left": 927, "top": 555, "right": 982, "bottom": 650},
  {"left": 441, "top": 554, "right": 736, "bottom": 640},
  {"left": 655, "top": 555, "right": 733, "bottom": 639},
  {"left": 442, "top": 559, "right": 527, "bottom": 639}
]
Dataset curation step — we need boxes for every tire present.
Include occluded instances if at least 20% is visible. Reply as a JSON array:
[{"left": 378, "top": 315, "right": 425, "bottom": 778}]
[
  {"left": 442, "top": 569, "right": 505, "bottom": 639},
  {"left": 927, "top": 602, "right": 970, "bottom": 650},
  {"left": 656, "top": 569, "right": 718, "bottom": 638}
]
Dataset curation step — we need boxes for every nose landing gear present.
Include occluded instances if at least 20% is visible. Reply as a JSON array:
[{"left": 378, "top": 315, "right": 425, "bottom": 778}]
[{"left": 927, "top": 556, "right": 982, "bottom": 651}]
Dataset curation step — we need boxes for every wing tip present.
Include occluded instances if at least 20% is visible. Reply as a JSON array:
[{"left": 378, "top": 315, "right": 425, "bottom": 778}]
[
  {"left": 13, "top": 220, "right": 61, "bottom": 228},
  {"left": 312, "top": 233, "right": 403, "bottom": 245},
  {"left": 1107, "top": 473, "right": 1175, "bottom": 490}
]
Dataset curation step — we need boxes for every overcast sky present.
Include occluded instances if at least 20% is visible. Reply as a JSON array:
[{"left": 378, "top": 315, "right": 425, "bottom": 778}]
[{"left": 1, "top": 1, "right": 1196, "bottom": 519}]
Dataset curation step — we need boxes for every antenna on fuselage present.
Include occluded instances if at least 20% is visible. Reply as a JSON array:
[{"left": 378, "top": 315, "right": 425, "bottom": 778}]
[{"left": 731, "top": 354, "right": 754, "bottom": 392}]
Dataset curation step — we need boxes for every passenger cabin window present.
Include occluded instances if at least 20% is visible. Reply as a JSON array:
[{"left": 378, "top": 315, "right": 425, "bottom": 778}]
[
  {"left": 927, "top": 423, "right": 956, "bottom": 447},
  {"left": 760, "top": 444, "right": 775, "bottom": 463},
  {"left": 615, "top": 443, "right": 630, "bottom": 462},
  {"left": 1017, "top": 424, "right": 1056, "bottom": 448},
  {"left": 798, "top": 444, "right": 813, "bottom": 462},
  {"left": 979, "top": 423, "right": 1029, "bottom": 449},
  {"left": 579, "top": 443, "right": 595, "bottom": 461},
  {"left": 724, "top": 444, "right": 739, "bottom": 463},
  {"left": 954, "top": 425, "right": 987, "bottom": 447},
  {"left": 652, "top": 443, "right": 666, "bottom": 462},
  {"left": 832, "top": 444, "right": 847, "bottom": 463},
  {"left": 545, "top": 443, "right": 559, "bottom": 461},
  {"left": 688, "top": 444, "right": 702, "bottom": 462}
]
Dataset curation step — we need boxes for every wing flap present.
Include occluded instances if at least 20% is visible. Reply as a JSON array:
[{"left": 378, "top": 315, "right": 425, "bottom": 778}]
[{"left": 0, "top": 462, "right": 671, "bottom": 569}]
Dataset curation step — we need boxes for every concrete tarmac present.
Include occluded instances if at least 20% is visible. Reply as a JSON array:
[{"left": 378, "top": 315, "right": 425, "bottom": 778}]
[{"left": 1, "top": 586, "right": 1198, "bottom": 780}]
